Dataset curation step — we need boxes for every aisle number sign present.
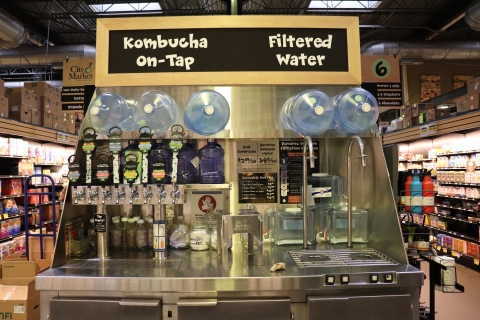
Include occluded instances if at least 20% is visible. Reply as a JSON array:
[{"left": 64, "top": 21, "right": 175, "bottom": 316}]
[
  {"left": 361, "top": 56, "right": 402, "bottom": 107},
  {"left": 95, "top": 16, "right": 362, "bottom": 86}
]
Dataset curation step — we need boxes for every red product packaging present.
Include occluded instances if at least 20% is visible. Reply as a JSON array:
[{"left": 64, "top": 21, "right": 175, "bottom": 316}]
[
  {"left": 2, "top": 179, "right": 22, "bottom": 195},
  {"left": 27, "top": 188, "right": 40, "bottom": 204},
  {"left": 467, "top": 242, "right": 479, "bottom": 258}
]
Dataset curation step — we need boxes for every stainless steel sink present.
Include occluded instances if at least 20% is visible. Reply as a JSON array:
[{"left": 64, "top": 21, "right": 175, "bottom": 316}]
[{"left": 289, "top": 249, "right": 398, "bottom": 268}]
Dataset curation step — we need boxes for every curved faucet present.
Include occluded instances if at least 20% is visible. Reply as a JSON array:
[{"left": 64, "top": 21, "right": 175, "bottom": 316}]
[
  {"left": 347, "top": 136, "right": 367, "bottom": 248},
  {"left": 303, "top": 135, "right": 317, "bottom": 249}
]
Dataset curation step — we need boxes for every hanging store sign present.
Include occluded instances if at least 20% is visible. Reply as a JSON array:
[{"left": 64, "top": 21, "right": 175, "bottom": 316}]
[
  {"left": 361, "top": 82, "right": 403, "bottom": 107},
  {"left": 96, "top": 16, "right": 362, "bottom": 86},
  {"left": 62, "top": 59, "right": 96, "bottom": 111}
]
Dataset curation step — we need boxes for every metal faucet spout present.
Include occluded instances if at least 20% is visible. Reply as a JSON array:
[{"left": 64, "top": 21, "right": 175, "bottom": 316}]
[
  {"left": 302, "top": 135, "right": 316, "bottom": 249},
  {"left": 347, "top": 136, "right": 367, "bottom": 248}
]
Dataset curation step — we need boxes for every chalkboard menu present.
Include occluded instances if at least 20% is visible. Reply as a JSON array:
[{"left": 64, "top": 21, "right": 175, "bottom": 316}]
[{"left": 239, "top": 173, "right": 277, "bottom": 203}]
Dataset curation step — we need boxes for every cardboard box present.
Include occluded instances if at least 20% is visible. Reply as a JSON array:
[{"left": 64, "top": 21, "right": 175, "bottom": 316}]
[
  {"left": 456, "top": 98, "right": 467, "bottom": 112},
  {"left": 30, "top": 109, "right": 42, "bottom": 126},
  {"left": 412, "top": 116, "right": 420, "bottom": 126},
  {"left": 0, "top": 78, "right": 4, "bottom": 96},
  {"left": 30, "top": 94, "right": 40, "bottom": 111},
  {"left": 402, "top": 116, "right": 412, "bottom": 128},
  {"left": 9, "top": 104, "right": 30, "bottom": 123},
  {"left": 467, "top": 77, "right": 480, "bottom": 95},
  {"left": 401, "top": 105, "right": 411, "bottom": 118},
  {"left": 0, "top": 96, "right": 8, "bottom": 117},
  {"left": 411, "top": 103, "right": 434, "bottom": 117},
  {"left": 466, "top": 94, "right": 480, "bottom": 110},
  {"left": 39, "top": 97, "right": 53, "bottom": 113},
  {"left": 425, "top": 109, "right": 451, "bottom": 122},
  {"left": 57, "top": 117, "right": 66, "bottom": 132},
  {"left": 51, "top": 101, "right": 61, "bottom": 114},
  {"left": 51, "top": 114, "right": 60, "bottom": 131},
  {"left": 24, "top": 81, "right": 53, "bottom": 99},
  {"left": 64, "top": 117, "right": 75, "bottom": 134},
  {"left": 5, "top": 88, "right": 33, "bottom": 107},
  {"left": 42, "top": 112, "right": 53, "bottom": 129}
]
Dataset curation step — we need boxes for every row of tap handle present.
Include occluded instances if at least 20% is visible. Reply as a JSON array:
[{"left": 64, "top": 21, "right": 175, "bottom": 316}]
[{"left": 72, "top": 184, "right": 185, "bottom": 205}]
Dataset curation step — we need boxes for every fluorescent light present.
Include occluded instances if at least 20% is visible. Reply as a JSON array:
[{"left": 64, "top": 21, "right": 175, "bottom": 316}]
[
  {"left": 90, "top": 2, "right": 161, "bottom": 12},
  {"left": 308, "top": 1, "right": 381, "bottom": 9}
]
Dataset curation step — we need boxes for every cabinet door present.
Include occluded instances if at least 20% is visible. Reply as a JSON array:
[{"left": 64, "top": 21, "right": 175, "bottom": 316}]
[
  {"left": 50, "top": 298, "right": 161, "bottom": 320},
  {"left": 308, "top": 295, "right": 411, "bottom": 320}
]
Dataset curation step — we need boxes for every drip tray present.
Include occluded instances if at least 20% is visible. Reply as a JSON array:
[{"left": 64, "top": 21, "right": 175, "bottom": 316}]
[
  {"left": 61, "top": 259, "right": 182, "bottom": 269},
  {"left": 289, "top": 249, "right": 398, "bottom": 268}
]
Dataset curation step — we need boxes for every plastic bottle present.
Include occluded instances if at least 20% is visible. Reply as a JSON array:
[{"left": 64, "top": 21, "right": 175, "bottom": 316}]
[
  {"left": 88, "top": 218, "right": 97, "bottom": 248},
  {"left": 199, "top": 139, "right": 225, "bottom": 184},
  {"left": 136, "top": 219, "right": 147, "bottom": 250},
  {"left": 170, "top": 224, "right": 190, "bottom": 249},
  {"left": 422, "top": 171, "right": 435, "bottom": 213},
  {"left": 126, "top": 218, "right": 136, "bottom": 250},
  {"left": 210, "top": 229, "right": 218, "bottom": 250},
  {"left": 86, "top": 92, "right": 128, "bottom": 134},
  {"left": 410, "top": 170, "right": 423, "bottom": 213},
  {"left": 121, "top": 217, "right": 128, "bottom": 249},
  {"left": 177, "top": 140, "right": 199, "bottom": 184},
  {"left": 133, "top": 90, "right": 178, "bottom": 135},
  {"left": 404, "top": 171, "right": 412, "bottom": 212},
  {"left": 333, "top": 87, "right": 379, "bottom": 134},
  {"left": 183, "top": 89, "right": 230, "bottom": 135},
  {"left": 120, "top": 140, "right": 139, "bottom": 182},
  {"left": 281, "top": 89, "right": 335, "bottom": 135},
  {"left": 146, "top": 217, "right": 154, "bottom": 248},
  {"left": 149, "top": 140, "right": 173, "bottom": 184},
  {"left": 110, "top": 220, "right": 122, "bottom": 250}
]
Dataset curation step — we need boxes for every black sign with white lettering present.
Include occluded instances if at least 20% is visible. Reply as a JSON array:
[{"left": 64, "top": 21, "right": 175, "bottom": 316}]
[
  {"left": 361, "top": 82, "right": 403, "bottom": 107},
  {"left": 108, "top": 28, "right": 348, "bottom": 73},
  {"left": 94, "top": 213, "right": 107, "bottom": 233}
]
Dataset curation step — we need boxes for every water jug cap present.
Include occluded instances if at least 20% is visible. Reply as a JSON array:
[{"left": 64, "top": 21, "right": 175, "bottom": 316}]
[
  {"left": 137, "top": 219, "right": 144, "bottom": 224},
  {"left": 113, "top": 220, "right": 119, "bottom": 223},
  {"left": 144, "top": 103, "right": 154, "bottom": 114},
  {"left": 285, "top": 208, "right": 302, "bottom": 213},
  {"left": 314, "top": 105, "right": 324, "bottom": 115},
  {"left": 121, "top": 217, "right": 128, "bottom": 222},
  {"left": 312, "top": 173, "right": 328, "bottom": 177},
  {"left": 90, "top": 105, "right": 100, "bottom": 116},
  {"left": 128, "top": 218, "right": 135, "bottom": 222},
  {"left": 204, "top": 105, "right": 215, "bottom": 115},
  {"left": 361, "top": 103, "right": 372, "bottom": 113},
  {"left": 207, "top": 138, "right": 215, "bottom": 143}
]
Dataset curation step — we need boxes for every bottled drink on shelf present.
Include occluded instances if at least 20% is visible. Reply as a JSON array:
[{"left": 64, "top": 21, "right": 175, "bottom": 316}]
[
  {"left": 133, "top": 90, "right": 178, "bottom": 135},
  {"left": 199, "top": 139, "right": 225, "bottom": 184},
  {"left": 126, "top": 218, "right": 136, "bottom": 250},
  {"left": 333, "top": 87, "right": 379, "bottom": 134},
  {"left": 86, "top": 92, "right": 129, "bottom": 135},
  {"left": 422, "top": 170, "right": 435, "bottom": 213},
  {"left": 177, "top": 140, "right": 199, "bottom": 184},
  {"left": 410, "top": 169, "right": 423, "bottom": 213},
  {"left": 135, "top": 219, "right": 147, "bottom": 250},
  {"left": 404, "top": 171, "right": 412, "bottom": 212}
]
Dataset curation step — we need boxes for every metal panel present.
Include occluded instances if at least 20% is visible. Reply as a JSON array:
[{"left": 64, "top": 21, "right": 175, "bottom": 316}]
[
  {"left": 178, "top": 298, "right": 291, "bottom": 320},
  {"left": 308, "top": 295, "right": 412, "bottom": 320},
  {"left": 50, "top": 297, "right": 161, "bottom": 320}
]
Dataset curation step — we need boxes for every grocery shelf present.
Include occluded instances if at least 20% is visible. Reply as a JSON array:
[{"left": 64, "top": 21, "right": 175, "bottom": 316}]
[
  {"left": 0, "top": 194, "right": 24, "bottom": 200},
  {"left": 437, "top": 194, "right": 480, "bottom": 201},
  {"left": 0, "top": 175, "right": 28, "bottom": 178},
  {"left": 436, "top": 167, "right": 478, "bottom": 170},
  {"left": 0, "top": 231, "right": 25, "bottom": 243},
  {"left": 430, "top": 227, "right": 480, "bottom": 244},
  {"left": 437, "top": 150, "right": 480, "bottom": 157},
  {"left": 436, "top": 204, "right": 476, "bottom": 213},
  {"left": 31, "top": 184, "right": 64, "bottom": 188},
  {"left": 29, "top": 219, "right": 54, "bottom": 228},
  {"left": 28, "top": 201, "right": 62, "bottom": 208},
  {"left": 0, "top": 213, "right": 24, "bottom": 221},
  {"left": 431, "top": 213, "right": 478, "bottom": 225},
  {"left": 34, "top": 163, "right": 68, "bottom": 166},
  {"left": 437, "top": 182, "right": 480, "bottom": 186},
  {"left": 399, "top": 159, "right": 437, "bottom": 162},
  {"left": 0, "top": 155, "right": 32, "bottom": 159}
]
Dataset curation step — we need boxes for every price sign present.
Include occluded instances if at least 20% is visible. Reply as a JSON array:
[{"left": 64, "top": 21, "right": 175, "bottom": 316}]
[
  {"left": 437, "top": 246, "right": 441, "bottom": 251},
  {"left": 474, "top": 259, "right": 479, "bottom": 265},
  {"left": 2, "top": 214, "right": 8, "bottom": 220},
  {"left": 452, "top": 251, "right": 458, "bottom": 257},
  {"left": 443, "top": 247, "right": 448, "bottom": 253}
]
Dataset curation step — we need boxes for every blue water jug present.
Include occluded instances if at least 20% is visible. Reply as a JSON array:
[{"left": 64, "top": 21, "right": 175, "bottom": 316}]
[
  {"left": 133, "top": 90, "right": 178, "bottom": 134},
  {"left": 149, "top": 140, "right": 173, "bottom": 184},
  {"left": 184, "top": 90, "right": 230, "bottom": 136},
  {"left": 199, "top": 139, "right": 225, "bottom": 184},
  {"left": 87, "top": 92, "right": 128, "bottom": 134},
  {"left": 177, "top": 140, "right": 199, "bottom": 184}
]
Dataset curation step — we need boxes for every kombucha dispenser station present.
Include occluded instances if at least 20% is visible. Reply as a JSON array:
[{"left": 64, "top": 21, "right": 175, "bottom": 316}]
[{"left": 36, "top": 16, "right": 424, "bottom": 320}]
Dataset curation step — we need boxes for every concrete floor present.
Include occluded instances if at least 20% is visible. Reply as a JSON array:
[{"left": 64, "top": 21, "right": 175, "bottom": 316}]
[{"left": 420, "top": 261, "right": 480, "bottom": 320}]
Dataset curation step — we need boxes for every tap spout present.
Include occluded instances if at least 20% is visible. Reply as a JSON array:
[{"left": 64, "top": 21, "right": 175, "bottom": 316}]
[
  {"left": 302, "top": 135, "right": 316, "bottom": 249},
  {"left": 347, "top": 136, "right": 367, "bottom": 248}
]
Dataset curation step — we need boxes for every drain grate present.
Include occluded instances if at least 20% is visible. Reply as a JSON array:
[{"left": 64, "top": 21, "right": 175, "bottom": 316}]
[
  {"left": 289, "top": 249, "right": 397, "bottom": 268},
  {"left": 61, "top": 259, "right": 182, "bottom": 269}
]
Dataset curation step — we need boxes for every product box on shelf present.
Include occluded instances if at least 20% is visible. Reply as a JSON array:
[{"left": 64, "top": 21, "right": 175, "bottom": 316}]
[
  {"left": 19, "top": 159, "right": 34, "bottom": 176},
  {"left": 43, "top": 112, "right": 53, "bottom": 129},
  {"left": 467, "top": 77, "right": 480, "bottom": 95},
  {"left": 466, "top": 94, "right": 480, "bottom": 110},
  {"left": 412, "top": 116, "right": 420, "bottom": 126},
  {"left": 56, "top": 117, "right": 66, "bottom": 132},
  {"left": 40, "top": 96, "right": 53, "bottom": 113},
  {"left": 425, "top": 109, "right": 450, "bottom": 122},
  {"left": 51, "top": 113, "right": 61, "bottom": 131},
  {"left": 5, "top": 88, "right": 33, "bottom": 107},
  {"left": 2, "top": 179, "right": 22, "bottom": 196},
  {"left": 65, "top": 117, "right": 75, "bottom": 134},
  {"left": 456, "top": 97, "right": 468, "bottom": 112},
  {"left": 0, "top": 78, "right": 4, "bottom": 96},
  {"left": 401, "top": 105, "right": 411, "bottom": 118},
  {"left": 9, "top": 104, "right": 31, "bottom": 123},
  {"left": 454, "top": 238, "right": 467, "bottom": 254},
  {"left": 443, "top": 235, "right": 453, "bottom": 249},
  {"left": 24, "top": 81, "right": 54, "bottom": 99},
  {"left": 0, "top": 96, "right": 8, "bottom": 117},
  {"left": 30, "top": 108, "right": 42, "bottom": 126},
  {"left": 437, "top": 220, "right": 447, "bottom": 230},
  {"left": 51, "top": 101, "right": 61, "bottom": 114},
  {"left": 467, "top": 242, "right": 479, "bottom": 258},
  {"left": 411, "top": 103, "right": 434, "bottom": 117},
  {"left": 402, "top": 116, "right": 412, "bottom": 128}
]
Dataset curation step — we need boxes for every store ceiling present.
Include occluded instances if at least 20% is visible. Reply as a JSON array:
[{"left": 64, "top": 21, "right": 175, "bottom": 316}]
[{"left": 2, "top": 0, "right": 476, "bottom": 46}]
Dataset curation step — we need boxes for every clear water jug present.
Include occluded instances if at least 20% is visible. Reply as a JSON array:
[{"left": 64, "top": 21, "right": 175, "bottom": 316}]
[
  {"left": 199, "top": 139, "right": 225, "bottom": 184},
  {"left": 309, "top": 173, "right": 346, "bottom": 209},
  {"left": 327, "top": 207, "right": 370, "bottom": 244},
  {"left": 281, "top": 89, "right": 335, "bottom": 135},
  {"left": 333, "top": 87, "right": 379, "bottom": 134},
  {"left": 177, "top": 140, "right": 199, "bottom": 184},
  {"left": 184, "top": 90, "right": 230, "bottom": 135},
  {"left": 133, "top": 90, "right": 178, "bottom": 134},
  {"left": 87, "top": 92, "right": 128, "bottom": 134}
]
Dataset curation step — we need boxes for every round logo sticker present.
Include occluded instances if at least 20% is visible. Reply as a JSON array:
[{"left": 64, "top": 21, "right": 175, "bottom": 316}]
[
  {"left": 198, "top": 195, "right": 216, "bottom": 214},
  {"left": 372, "top": 58, "right": 391, "bottom": 79}
]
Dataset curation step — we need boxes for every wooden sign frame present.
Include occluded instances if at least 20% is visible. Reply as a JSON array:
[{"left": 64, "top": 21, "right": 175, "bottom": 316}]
[{"left": 96, "top": 16, "right": 361, "bottom": 87}]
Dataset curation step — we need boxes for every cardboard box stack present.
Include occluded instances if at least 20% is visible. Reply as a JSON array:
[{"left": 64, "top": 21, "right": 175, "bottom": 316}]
[
  {"left": 0, "top": 79, "right": 7, "bottom": 118},
  {"left": 466, "top": 77, "right": 480, "bottom": 111}
]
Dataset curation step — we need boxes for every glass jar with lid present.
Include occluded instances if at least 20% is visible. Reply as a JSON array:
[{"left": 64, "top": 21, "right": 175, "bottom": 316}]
[
  {"left": 120, "top": 217, "right": 128, "bottom": 249},
  {"left": 210, "top": 229, "right": 218, "bottom": 251},
  {"left": 110, "top": 219, "right": 122, "bottom": 250},
  {"left": 170, "top": 224, "right": 190, "bottom": 249},
  {"left": 190, "top": 224, "right": 210, "bottom": 251},
  {"left": 146, "top": 217, "right": 154, "bottom": 248},
  {"left": 126, "top": 218, "right": 136, "bottom": 250},
  {"left": 136, "top": 219, "right": 147, "bottom": 250}
]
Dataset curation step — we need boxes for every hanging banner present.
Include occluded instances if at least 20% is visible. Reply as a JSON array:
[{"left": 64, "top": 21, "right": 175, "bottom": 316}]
[
  {"left": 95, "top": 16, "right": 362, "bottom": 86},
  {"left": 62, "top": 59, "right": 95, "bottom": 111}
]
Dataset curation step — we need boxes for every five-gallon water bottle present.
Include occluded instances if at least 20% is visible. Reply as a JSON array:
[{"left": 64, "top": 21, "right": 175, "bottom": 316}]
[
  {"left": 177, "top": 140, "right": 199, "bottom": 184},
  {"left": 199, "top": 139, "right": 225, "bottom": 184},
  {"left": 118, "top": 97, "right": 137, "bottom": 132},
  {"left": 133, "top": 90, "right": 178, "bottom": 134},
  {"left": 333, "top": 87, "right": 379, "bottom": 134},
  {"left": 149, "top": 140, "right": 173, "bottom": 184},
  {"left": 87, "top": 92, "right": 128, "bottom": 134},
  {"left": 281, "top": 89, "right": 335, "bottom": 135},
  {"left": 183, "top": 90, "right": 230, "bottom": 135}
]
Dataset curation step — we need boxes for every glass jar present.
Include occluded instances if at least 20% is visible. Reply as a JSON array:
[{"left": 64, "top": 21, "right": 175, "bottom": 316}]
[
  {"left": 110, "top": 220, "right": 122, "bottom": 250},
  {"left": 120, "top": 217, "right": 128, "bottom": 249},
  {"left": 170, "top": 224, "right": 190, "bottom": 249},
  {"left": 136, "top": 219, "right": 147, "bottom": 250},
  {"left": 190, "top": 224, "right": 210, "bottom": 251},
  {"left": 126, "top": 218, "right": 136, "bottom": 249},
  {"left": 145, "top": 217, "right": 153, "bottom": 248},
  {"left": 88, "top": 218, "right": 97, "bottom": 248},
  {"left": 210, "top": 229, "right": 217, "bottom": 251}
]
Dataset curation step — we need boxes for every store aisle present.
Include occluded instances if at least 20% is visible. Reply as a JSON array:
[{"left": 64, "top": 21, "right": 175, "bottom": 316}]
[{"left": 420, "top": 261, "right": 480, "bottom": 319}]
